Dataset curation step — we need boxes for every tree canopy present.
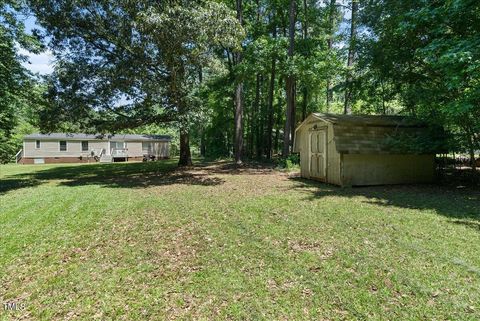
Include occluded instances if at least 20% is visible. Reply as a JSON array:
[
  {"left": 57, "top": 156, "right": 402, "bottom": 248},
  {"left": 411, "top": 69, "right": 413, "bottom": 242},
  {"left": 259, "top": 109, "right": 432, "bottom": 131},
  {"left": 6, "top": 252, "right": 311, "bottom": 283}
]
[
  {"left": 0, "top": 0, "right": 478, "bottom": 167},
  {"left": 0, "top": 0, "right": 42, "bottom": 163},
  {"left": 29, "top": 0, "right": 243, "bottom": 165}
]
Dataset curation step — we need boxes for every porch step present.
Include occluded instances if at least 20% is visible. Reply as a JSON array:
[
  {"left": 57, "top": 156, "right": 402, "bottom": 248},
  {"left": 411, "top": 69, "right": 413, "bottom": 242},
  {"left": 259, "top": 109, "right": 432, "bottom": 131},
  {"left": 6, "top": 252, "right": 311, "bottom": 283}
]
[{"left": 99, "top": 155, "right": 113, "bottom": 163}]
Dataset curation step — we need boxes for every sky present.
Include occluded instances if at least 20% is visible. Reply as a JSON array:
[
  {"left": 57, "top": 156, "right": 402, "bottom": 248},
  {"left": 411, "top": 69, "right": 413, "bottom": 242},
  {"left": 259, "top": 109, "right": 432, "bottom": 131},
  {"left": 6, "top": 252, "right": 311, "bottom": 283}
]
[{"left": 21, "top": 16, "right": 54, "bottom": 75}]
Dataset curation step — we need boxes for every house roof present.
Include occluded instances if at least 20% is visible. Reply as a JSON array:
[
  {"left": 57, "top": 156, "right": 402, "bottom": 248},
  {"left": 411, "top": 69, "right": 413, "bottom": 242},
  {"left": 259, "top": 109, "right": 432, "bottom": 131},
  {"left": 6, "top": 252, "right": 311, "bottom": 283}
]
[
  {"left": 295, "top": 113, "right": 441, "bottom": 154},
  {"left": 24, "top": 133, "right": 171, "bottom": 142}
]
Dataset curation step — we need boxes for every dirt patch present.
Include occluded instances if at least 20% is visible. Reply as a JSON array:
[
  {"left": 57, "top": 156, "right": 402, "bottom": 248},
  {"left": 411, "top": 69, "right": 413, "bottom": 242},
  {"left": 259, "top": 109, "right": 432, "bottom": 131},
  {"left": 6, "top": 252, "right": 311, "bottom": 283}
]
[
  {"left": 145, "top": 161, "right": 292, "bottom": 198},
  {"left": 288, "top": 240, "right": 334, "bottom": 259}
]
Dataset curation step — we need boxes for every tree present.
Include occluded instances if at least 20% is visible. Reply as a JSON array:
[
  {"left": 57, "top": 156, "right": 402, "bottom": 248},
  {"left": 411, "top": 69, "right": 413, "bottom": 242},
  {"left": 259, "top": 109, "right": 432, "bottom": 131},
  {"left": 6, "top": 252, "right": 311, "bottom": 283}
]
[
  {"left": 0, "top": 0, "right": 42, "bottom": 163},
  {"left": 283, "top": 0, "right": 296, "bottom": 157},
  {"left": 30, "top": 0, "right": 243, "bottom": 166},
  {"left": 325, "top": 0, "right": 337, "bottom": 110},
  {"left": 265, "top": 8, "right": 277, "bottom": 160},
  {"left": 359, "top": 0, "right": 480, "bottom": 170},
  {"left": 344, "top": 0, "right": 358, "bottom": 115},
  {"left": 233, "top": 0, "right": 244, "bottom": 165}
]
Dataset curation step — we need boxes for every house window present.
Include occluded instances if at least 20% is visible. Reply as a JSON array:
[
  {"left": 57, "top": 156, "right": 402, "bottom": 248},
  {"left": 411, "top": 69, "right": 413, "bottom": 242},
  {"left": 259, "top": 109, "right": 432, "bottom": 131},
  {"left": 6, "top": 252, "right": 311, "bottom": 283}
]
[
  {"left": 142, "top": 142, "right": 152, "bottom": 153},
  {"left": 81, "top": 141, "right": 89, "bottom": 151},
  {"left": 36, "top": 140, "right": 41, "bottom": 149},
  {"left": 59, "top": 141, "right": 67, "bottom": 151},
  {"left": 110, "top": 141, "right": 125, "bottom": 150}
]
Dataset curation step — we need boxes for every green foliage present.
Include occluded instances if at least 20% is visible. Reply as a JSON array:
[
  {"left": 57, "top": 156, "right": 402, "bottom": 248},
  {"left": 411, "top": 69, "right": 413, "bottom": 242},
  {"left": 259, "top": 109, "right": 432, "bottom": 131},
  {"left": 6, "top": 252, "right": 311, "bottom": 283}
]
[
  {"left": 3, "top": 0, "right": 477, "bottom": 166},
  {"left": 277, "top": 153, "right": 299, "bottom": 169},
  {"left": 201, "top": 0, "right": 345, "bottom": 159},
  {"left": 384, "top": 127, "right": 450, "bottom": 155},
  {"left": 358, "top": 0, "right": 480, "bottom": 156},
  {"left": 0, "top": 1, "right": 42, "bottom": 163},
  {"left": 30, "top": 0, "right": 243, "bottom": 133}
]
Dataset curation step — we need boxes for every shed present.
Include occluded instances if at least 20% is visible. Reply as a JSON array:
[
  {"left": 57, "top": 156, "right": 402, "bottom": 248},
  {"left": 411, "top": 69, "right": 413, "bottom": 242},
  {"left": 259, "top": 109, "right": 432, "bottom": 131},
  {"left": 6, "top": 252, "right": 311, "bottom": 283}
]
[{"left": 293, "top": 113, "right": 438, "bottom": 186}]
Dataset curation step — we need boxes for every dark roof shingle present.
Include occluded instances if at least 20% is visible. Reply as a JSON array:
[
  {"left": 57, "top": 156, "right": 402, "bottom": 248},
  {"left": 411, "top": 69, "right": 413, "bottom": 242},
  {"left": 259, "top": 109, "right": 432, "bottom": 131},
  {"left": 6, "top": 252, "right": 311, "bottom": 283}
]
[
  {"left": 24, "top": 133, "right": 171, "bottom": 141},
  {"left": 298, "top": 113, "right": 442, "bottom": 154}
]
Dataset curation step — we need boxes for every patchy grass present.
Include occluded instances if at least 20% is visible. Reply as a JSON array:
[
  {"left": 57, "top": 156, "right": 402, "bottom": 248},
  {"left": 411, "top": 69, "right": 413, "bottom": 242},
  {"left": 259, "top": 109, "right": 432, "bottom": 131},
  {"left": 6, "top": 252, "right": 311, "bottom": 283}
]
[{"left": 1, "top": 160, "right": 479, "bottom": 320}]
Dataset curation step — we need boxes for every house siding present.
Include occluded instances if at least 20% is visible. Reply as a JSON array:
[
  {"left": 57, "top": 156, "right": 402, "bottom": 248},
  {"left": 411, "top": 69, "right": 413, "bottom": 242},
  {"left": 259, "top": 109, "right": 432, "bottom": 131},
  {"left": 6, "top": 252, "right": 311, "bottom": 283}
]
[
  {"left": 24, "top": 140, "right": 109, "bottom": 158},
  {"left": 22, "top": 138, "right": 170, "bottom": 164}
]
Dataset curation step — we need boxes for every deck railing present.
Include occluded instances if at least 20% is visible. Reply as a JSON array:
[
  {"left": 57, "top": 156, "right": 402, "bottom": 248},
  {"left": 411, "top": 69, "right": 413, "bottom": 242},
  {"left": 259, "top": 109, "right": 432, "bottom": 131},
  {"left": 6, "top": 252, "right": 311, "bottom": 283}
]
[
  {"left": 15, "top": 149, "right": 23, "bottom": 164},
  {"left": 111, "top": 148, "right": 128, "bottom": 158}
]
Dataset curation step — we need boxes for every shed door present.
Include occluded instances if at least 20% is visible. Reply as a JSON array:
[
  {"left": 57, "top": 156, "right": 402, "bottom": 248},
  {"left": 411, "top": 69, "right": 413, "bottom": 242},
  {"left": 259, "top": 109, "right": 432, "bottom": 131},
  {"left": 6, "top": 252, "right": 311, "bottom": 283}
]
[{"left": 310, "top": 129, "right": 326, "bottom": 180}]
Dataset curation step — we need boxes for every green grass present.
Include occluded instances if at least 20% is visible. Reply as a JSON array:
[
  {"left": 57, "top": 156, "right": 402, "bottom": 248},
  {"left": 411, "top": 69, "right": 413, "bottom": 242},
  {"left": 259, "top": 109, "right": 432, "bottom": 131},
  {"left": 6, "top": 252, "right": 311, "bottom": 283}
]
[{"left": 1, "top": 160, "right": 479, "bottom": 320}]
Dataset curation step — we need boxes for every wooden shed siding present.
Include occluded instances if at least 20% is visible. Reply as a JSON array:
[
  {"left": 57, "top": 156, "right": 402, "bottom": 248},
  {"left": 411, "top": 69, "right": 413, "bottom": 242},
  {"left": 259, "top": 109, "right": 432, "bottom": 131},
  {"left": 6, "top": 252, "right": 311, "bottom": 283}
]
[
  {"left": 326, "top": 124, "right": 341, "bottom": 185},
  {"left": 296, "top": 119, "right": 341, "bottom": 185},
  {"left": 333, "top": 125, "right": 427, "bottom": 154},
  {"left": 341, "top": 154, "right": 435, "bottom": 186}
]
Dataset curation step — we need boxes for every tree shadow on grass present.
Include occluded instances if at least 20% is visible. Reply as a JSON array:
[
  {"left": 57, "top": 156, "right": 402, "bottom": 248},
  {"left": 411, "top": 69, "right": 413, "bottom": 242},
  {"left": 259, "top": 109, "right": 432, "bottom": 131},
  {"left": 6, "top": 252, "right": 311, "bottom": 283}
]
[
  {"left": 0, "top": 177, "right": 42, "bottom": 194},
  {"left": 289, "top": 176, "right": 480, "bottom": 227},
  {"left": 0, "top": 160, "right": 225, "bottom": 194},
  {"left": 194, "top": 160, "right": 278, "bottom": 175}
]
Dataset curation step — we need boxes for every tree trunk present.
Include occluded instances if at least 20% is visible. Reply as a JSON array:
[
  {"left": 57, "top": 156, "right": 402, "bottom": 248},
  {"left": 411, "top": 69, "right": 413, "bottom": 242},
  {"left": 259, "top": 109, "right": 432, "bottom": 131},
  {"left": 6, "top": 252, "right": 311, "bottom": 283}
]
[
  {"left": 302, "top": 86, "right": 307, "bottom": 121},
  {"left": 283, "top": 0, "right": 296, "bottom": 157},
  {"left": 274, "top": 77, "right": 284, "bottom": 155},
  {"left": 254, "top": 73, "right": 261, "bottom": 158},
  {"left": 469, "top": 147, "right": 476, "bottom": 172},
  {"left": 302, "top": 0, "right": 308, "bottom": 121},
  {"left": 326, "top": 0, "right": 336, "bottom": 110},
  {"left": 198, "top": 67, "right": 205, "bottom": 158},
  {"left": 178, "top": 128, "right": 192, "bottom": 166},
  {"left": 266, "top": 59, "right": 276, "bottom": 159},
  {"left": 290, "top": 81, "right": 296, "bottom": 150},
  {"left": 234, "top": 81, "right": 244, "bottom": 164},
  {"left": 172, "top": 61, "right": 192, "bottom": 167},
  {"left": 234, "top": 0, "right": 244, "bottom": 165},
  {"left": 266, "top": 18, "right": 277, "bottom": 160},
  {"left": 247, "top": 95, "right": 254, "bottom": 158},
  {"left": 200, "top": 129, "right": 206, "bottom": 157},
  {"left": 468, "top": 133, "right": 477, "bottom": 173},
  {"left": 344, "top": 0, "right": 357, "bottom": 115}
]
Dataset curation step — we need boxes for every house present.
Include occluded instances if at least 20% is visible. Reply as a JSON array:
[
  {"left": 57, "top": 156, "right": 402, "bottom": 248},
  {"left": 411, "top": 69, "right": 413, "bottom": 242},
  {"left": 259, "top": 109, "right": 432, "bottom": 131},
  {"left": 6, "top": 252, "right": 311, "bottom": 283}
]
[
  {"left": 293, "top": 113, "right": 439, "bottom": 186},
  {"left": 17, "top": 133, "right": 171, "bottom": 164}
]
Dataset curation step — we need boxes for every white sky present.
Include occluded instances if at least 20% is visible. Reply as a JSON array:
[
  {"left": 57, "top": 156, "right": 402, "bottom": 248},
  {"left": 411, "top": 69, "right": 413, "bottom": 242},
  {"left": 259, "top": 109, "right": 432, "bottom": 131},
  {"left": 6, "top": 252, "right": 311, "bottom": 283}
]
[
  {"left": 19, "top": 47, "right": 54, "bottom": 75},
  {"left": 19, "top": 15, "right": 54, "bottom": 75}
]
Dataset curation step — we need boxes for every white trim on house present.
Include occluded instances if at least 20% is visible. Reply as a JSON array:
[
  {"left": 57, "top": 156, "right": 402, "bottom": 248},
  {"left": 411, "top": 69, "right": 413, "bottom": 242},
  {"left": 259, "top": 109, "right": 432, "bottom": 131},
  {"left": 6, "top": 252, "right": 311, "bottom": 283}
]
[
  {"left": 59, "top": 140, "right": 67, "bottom": 152},
  {"left": 81, "top": 141, "right": 89, "bottom": 152}
]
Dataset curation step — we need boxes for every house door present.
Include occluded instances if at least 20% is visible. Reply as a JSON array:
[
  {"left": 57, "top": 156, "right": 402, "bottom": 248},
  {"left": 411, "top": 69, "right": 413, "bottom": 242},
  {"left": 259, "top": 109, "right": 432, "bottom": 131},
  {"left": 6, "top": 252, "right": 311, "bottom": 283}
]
[{"left": 310, "top": 129, "right": 327, "bottom": 180}]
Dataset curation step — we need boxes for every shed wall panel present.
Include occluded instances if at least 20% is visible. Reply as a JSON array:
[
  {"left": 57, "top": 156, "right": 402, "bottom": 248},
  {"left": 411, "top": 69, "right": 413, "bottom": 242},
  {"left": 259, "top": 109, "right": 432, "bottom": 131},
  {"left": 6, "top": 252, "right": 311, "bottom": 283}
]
[
  {"left": 326, "top": 124, "right": 341, "bottom": 185},
  {"left": 296, "top": 120, "right": 341, "bottom": 185},
  {"left": 341, "top": 154, "right": 435, "bottom": 186}
]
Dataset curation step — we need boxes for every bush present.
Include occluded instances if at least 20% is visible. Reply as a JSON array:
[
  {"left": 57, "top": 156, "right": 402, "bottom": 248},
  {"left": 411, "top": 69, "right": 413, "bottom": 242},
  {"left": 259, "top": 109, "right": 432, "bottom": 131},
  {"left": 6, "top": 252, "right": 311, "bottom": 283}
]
[{"left": 277, "top": 154, "right": 300, "bottom": 170}]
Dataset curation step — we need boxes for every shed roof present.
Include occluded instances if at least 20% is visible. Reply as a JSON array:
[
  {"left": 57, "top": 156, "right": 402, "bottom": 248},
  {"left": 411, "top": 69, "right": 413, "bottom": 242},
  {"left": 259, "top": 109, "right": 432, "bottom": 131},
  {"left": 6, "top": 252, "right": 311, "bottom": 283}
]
[
  {"left": 295, "top": 113, "right": 441, "bottom": 155},
  {"left": 311, "top": 113, "right": 425, "bottom": 127},
  {"left": 24, "top": 133, "right": 171, "bottom": 142}
]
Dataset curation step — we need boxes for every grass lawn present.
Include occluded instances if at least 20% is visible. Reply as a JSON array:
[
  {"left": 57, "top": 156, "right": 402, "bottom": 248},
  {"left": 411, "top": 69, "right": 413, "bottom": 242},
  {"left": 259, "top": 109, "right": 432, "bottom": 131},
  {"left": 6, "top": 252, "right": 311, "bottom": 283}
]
[{"left": 1, "top": 160, "right": 479, "bottom": 320}]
